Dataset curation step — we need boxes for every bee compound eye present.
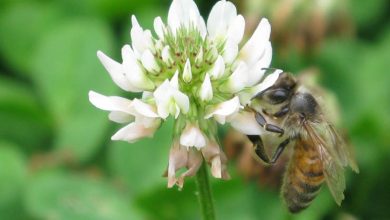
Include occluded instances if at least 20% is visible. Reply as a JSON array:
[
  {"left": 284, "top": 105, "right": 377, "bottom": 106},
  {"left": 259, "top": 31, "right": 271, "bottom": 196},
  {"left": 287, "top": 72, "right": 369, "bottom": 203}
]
[{"left": 268, "top": 89, "right": 289, "bottom": 104}]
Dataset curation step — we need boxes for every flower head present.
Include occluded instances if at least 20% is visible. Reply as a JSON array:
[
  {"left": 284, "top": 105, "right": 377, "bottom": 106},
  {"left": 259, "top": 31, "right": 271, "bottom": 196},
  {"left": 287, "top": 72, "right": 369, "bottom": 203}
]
[{"left": 89, "top": 0, "right": 282, "bottom": 188}]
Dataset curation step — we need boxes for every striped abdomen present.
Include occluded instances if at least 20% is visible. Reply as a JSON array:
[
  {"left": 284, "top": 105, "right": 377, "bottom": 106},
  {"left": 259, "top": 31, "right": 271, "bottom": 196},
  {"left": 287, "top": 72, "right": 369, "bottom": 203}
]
[{"left": 282, "top": 138, "right": 325, "bottom": 213}]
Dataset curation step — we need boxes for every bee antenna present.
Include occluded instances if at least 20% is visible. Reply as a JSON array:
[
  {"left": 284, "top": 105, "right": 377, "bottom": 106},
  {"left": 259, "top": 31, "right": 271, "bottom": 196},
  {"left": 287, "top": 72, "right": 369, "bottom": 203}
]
[{"left": 261, "top": 67, "right": 278, "bottom": 71}]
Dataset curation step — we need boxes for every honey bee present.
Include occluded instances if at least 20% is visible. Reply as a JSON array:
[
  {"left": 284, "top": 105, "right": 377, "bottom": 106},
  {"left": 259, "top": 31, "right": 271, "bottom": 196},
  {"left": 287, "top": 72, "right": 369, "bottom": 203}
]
[{"left": 248, "top": 71, "right": 359, "bottom": 213}]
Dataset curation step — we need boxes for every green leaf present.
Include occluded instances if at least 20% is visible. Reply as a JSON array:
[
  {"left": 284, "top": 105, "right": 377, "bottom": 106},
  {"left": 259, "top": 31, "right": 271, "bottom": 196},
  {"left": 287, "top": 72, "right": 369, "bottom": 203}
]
[
  {"left": 214, "top": 180, "right": 288, "bottom": 220},
  {"left": 0, "top": 76, "right": 52, "bottom": 152},
  {"left": 25, "top": 171, "right": 141, "bottom": 220},
  {"left": 32, "top": 18, "right": 117, "bottom": 163},
  {"left": 349, "top": 0, "right": 387, "bottom": 29},
  {"left": 350, "top": 29, "right": 390, "bottom": 151},
  {"left": 0, "top": 141, "right": 30, "bottom": 220},
  {"left": 0, "top": 2, "right": 66, "bottom": 75},
  {"left": 0, "top": 142, "right": 26, "bottom": 206},
  {"left": 55, "top": 0, "right": 161, "bottom": 22},
  {"left": 136, "top": 182, "right": 199, "bottom": 220},
  {"left": 315, "top": 39, "right": 369, "bottom": 127},
  {"left": 108, "top": 119, "right": 173, "bottom": 193}
]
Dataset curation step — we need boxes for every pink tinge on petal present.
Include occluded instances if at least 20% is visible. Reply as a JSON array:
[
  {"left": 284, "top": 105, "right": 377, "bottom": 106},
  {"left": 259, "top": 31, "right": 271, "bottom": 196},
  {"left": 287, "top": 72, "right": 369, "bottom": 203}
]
[
  {"left": 176, "top": 149, "right": 202, "bottom": 188},
  {"left": 201, "top": 140, "right": 230, "bottom": 179},
  {"left": 166, "top": 141, "right": 202, "bottom": 188},
  {"left": 167, "top": 141, "right": 188, "bottom": 188}
]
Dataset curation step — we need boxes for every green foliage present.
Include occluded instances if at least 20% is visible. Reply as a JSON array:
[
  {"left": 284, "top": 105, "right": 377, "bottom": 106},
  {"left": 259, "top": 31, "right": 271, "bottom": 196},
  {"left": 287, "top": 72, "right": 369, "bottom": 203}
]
[
  {"left": 350, "top": 0, "right": 388, "bottom": 30},
  {"left": 25, "top": 170, "right": 141, "bottom": 220},
  {"left": 108, "top": 119, "right": 173, "bottom": 193},
  {"left": 0, "top": 142, "right": 28, "bottom": 220},
  {"left": 0, "top": 76, "right": 52, "bottom": 152},
  {"left": 31, "top": 18, "right": 118, "bottom": 163},
  {"left": 0, "top": 143, "right": 26, "bottom": 205},
  {"left": 0, "top": 2, "right": 67, "bottom": 74},
  {"left": 0, "top": 0, "right": 389, "bottom": 219}
]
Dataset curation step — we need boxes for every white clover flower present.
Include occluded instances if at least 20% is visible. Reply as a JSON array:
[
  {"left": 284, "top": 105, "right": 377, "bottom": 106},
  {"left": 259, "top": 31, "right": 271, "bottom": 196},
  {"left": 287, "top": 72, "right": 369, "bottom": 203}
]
[{"left": 89, "top": 0, "right": 283, "bottom": 188}]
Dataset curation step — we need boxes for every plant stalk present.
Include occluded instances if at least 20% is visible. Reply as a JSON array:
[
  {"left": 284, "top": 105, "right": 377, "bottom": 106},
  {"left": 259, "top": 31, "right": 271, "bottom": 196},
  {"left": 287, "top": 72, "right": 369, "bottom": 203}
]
[{"left": 195, "top": 161, "right": 216, "bottom": 220}]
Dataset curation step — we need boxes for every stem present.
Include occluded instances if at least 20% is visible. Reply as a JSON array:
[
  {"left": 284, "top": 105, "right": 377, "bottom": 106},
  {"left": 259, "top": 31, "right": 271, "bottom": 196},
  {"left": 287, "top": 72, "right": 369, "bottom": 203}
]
[{"left": 195, "top": 161, "right": 216, "bottom": 220}]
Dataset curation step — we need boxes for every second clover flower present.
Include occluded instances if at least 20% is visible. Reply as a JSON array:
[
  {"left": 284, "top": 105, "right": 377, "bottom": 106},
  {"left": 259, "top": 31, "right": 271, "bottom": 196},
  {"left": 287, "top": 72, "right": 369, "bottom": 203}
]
[{"left": 89, "top": 0, "right": 282, "bottom": 188}]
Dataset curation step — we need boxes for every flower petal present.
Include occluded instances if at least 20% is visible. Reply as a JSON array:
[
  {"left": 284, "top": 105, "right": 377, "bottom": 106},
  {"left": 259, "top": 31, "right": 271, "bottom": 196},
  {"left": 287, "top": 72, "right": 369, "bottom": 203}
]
[
  {"left": 176, "top": 148, "right": 202, "bottom": 188},
  {"left": 227, "top": 15, "right": 245, "bottom": 44},
  {"left": 180, "top": 123, "right": 207, "bottom": 148},
  {"left": 222, "top": 39, "right": 238, "bottom": 65},
  {"left": 238, "top": 69, "right": 282, "bottom": 105},
  {"left": 108, "top": 112, "right": 134, "bottom": 123},
  {"left": 182, "top": 59, "right": 192, "bottom": 83},
  {"left": 162, "top": 46, "right": 174, "bottom": 66},
  {"left": 153, "top": 79, "right": 190, "bottom": 119},
  {"left": 168, "top": 0, "right": 203, "bottom": 35},
  {"left": 153, "top": 80, "right": 172, "bottom": 119},
  {"left": 201, "top": 140, "right": 230, "bottom": 179},
  {"left": 246, "top": 42, "right": 272, "bottom": 86},
  {"left": 219, "top": 62, "right": 248, "bottom": 93},
  {"left": 122, "top": 45, "right": 155, "bottom": 90},
  {"left": 88, "top": 91, "right": 133, "bottom": 113},
  {"left": 141, "top": 49, "right": 160, "bottom": 73},
  {"left": 142, "top": 91, "right": 153, "bottom": 99},
  {"left": 239, "top": 18, "right": 271, "bottom": 66},
  {"left": 153, "top": 16, "right": 165, "bottom": 40},
  {"left": 167, "top": 141, "right": 188, "bottom": 188},
  {"left": 205, "top": 46, "right": 219, "bottom": 63},
  {"left": 131, "top": 99, "right": 159, "bottom": 118},
  {"left": 228, "top": 111, "right": 264, "bottom": 135},
  {"left": 131, "top": 15, "right": 154, "bottom": 57},
  {"left": 209, "top": 55, "right": 225, "bottom": 80},
  {"left": 170, "top": 70, "right": 179, "bottom": 89},
  {"left": 111, "top": 121, "right": 160, "bottom": 142},
  {"left": 173, "top": 91, "right": 190, "bottom": 115},
  {"left": 97, "top": 51, "right": 141, "bottom": 92},
  {"left": 199, "top": 73, "right": 213, "bottom": 101},
  {"left": 195, "top": 46, "right": 204, "bottom": 66},
  {"left": 207, "top": 0, "right": 237, "bottom": 41},
  {"left": 250, "top": 69, "right": 282, "bottom": 97},
  {"left": 205, "top": 96, "right": 241, "bottom": 124}
]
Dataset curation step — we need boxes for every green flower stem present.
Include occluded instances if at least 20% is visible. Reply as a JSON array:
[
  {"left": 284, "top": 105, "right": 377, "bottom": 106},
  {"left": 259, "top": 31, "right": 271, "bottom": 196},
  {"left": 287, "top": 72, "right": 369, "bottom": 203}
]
[{"left": 195, "top": 161, "right": 216, "bottom": 220}]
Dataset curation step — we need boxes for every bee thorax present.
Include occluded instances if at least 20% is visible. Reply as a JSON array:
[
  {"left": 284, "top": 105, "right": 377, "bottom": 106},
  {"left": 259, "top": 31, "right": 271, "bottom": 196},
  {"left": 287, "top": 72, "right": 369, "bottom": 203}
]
[{"left": 289, "top": 93, "right": 319, "bottom": 118}]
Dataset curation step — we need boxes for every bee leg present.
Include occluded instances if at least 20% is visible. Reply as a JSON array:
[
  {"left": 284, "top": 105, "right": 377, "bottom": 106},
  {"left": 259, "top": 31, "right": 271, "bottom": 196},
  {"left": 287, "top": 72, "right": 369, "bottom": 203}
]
[
  {"left": 247, "top": 135, "right": 271, "bottom": 164},
  {"left": 255, "top": 112, "right": 284, "bottom": 135},
  {"left": 273, "top": 105, "right": 289, "bottom": 118},
  {"left": 270, "top": 138, "right": 290, "bottom": 164}
]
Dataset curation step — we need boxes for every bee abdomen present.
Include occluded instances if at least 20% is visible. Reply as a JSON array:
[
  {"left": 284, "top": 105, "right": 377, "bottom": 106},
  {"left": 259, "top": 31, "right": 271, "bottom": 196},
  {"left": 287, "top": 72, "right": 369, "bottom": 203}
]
[
  {"left": 284, "top": 178, "right": 323, "bottom": 213},
  {"left": 282, "top": 142, "right": 324, "bottom": 213}
]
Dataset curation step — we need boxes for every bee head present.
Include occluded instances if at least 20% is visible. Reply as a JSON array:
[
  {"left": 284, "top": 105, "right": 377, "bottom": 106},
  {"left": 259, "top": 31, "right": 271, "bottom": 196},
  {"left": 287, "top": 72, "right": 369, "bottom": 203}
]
[{"left": 253, "top": 72, "right": 297, "bottom": 105}]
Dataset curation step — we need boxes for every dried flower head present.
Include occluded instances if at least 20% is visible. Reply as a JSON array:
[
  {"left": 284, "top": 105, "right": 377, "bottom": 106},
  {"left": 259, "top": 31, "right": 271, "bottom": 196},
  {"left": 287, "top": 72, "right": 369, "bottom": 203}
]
[{"left": 89, "top": 0, "right": 282, "bottom": 188}]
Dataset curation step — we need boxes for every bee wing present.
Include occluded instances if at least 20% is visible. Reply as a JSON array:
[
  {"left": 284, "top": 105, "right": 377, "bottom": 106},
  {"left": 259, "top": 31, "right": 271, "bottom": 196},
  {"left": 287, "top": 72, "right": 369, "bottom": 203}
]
[
  {"left": 326, "top": 124, "right": 359, "bottom": 173},
  {"left": 304, "top": 122, "right": 347, "bottom": 205}
]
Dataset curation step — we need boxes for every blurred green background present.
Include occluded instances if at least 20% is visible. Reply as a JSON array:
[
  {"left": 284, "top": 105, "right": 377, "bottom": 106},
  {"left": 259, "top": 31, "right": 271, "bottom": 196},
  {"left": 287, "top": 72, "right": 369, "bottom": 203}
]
[{"left": 0, "top": 0, "right": 389, "bottom": 219}]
